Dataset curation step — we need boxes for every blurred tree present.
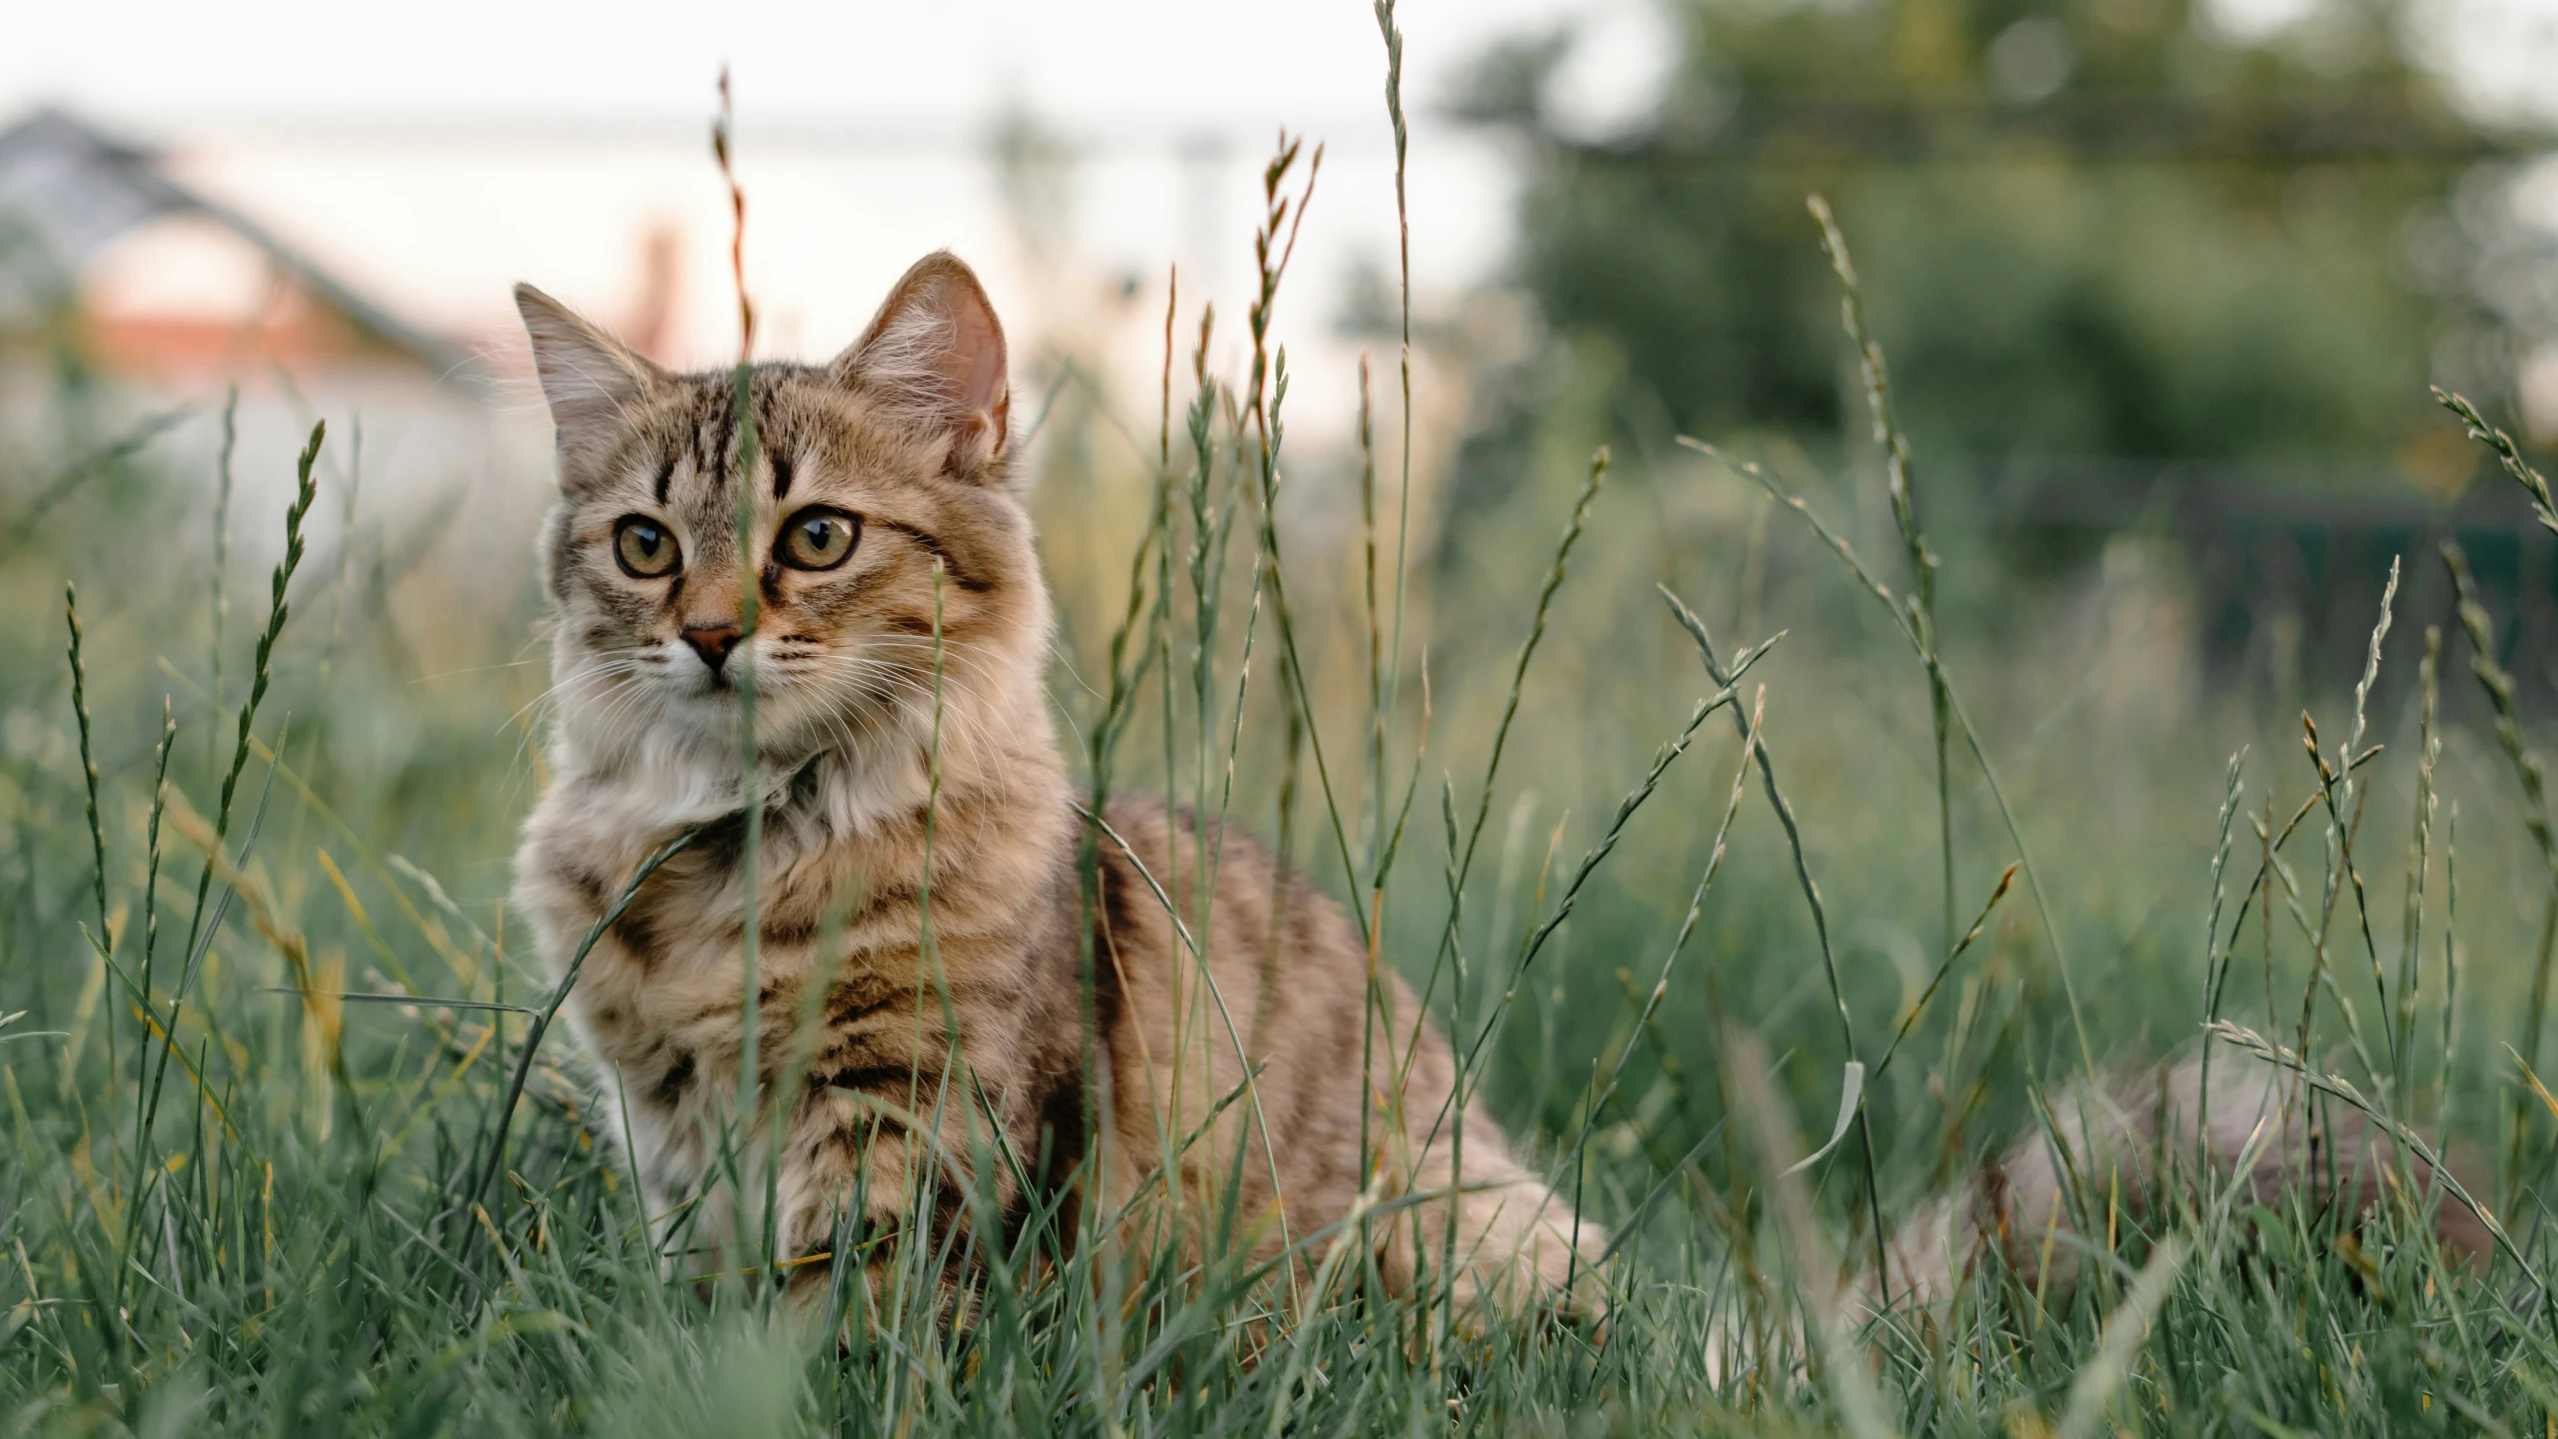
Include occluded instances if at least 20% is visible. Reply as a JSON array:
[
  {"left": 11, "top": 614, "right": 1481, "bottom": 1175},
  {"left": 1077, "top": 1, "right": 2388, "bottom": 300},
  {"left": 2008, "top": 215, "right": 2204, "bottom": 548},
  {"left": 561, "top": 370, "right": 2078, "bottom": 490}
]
[{"left": 1459, "top": 0, "right": 2543, "bottom": 480}]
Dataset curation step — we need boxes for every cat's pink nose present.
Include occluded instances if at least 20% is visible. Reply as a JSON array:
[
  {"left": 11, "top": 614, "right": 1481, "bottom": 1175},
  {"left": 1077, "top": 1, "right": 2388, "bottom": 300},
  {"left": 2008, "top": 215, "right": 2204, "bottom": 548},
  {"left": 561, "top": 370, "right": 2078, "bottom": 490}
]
[{"left": 682, "top": 624, "right": 742, "bottom": 675}]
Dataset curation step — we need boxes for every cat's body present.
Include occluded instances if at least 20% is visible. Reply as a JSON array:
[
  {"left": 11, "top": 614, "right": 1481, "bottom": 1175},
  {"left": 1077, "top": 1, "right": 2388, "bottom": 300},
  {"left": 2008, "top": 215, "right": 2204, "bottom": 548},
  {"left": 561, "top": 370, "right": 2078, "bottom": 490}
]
[{"left": 510, "top": 254, "right": 1595, "bottom": 1315}]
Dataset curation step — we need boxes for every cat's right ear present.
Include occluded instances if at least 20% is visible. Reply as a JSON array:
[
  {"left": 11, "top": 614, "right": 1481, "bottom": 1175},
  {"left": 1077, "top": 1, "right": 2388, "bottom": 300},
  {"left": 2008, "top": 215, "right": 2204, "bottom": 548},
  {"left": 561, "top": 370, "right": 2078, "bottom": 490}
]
[{"left": 514, "top": 283, "right": 665, "bottom": 488}]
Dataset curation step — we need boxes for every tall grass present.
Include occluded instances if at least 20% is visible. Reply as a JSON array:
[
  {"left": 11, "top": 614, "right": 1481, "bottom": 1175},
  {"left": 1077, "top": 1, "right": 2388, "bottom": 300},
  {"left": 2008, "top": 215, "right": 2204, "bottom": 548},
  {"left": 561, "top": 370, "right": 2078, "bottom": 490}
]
[{"left": 7, "top": 29, "right": 2558, "bottom": 1436}]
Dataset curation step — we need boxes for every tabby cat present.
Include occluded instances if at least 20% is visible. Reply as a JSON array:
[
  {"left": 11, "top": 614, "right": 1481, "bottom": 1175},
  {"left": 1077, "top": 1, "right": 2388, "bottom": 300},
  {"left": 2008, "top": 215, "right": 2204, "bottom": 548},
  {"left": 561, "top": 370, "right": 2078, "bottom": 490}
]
[
  {"left": 509, "top": 251, "right": 2484, "bottom": 1330},
  {"left": 509, "top": 252, "right": 1600, "bottom": 1317}
]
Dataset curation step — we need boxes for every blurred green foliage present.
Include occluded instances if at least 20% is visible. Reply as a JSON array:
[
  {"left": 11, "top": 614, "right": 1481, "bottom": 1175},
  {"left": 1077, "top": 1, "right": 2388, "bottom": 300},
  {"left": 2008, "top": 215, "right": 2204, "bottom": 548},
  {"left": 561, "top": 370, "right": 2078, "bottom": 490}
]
[{"left": 1466, "top": 0, "right": 2534, "bottom": 474}]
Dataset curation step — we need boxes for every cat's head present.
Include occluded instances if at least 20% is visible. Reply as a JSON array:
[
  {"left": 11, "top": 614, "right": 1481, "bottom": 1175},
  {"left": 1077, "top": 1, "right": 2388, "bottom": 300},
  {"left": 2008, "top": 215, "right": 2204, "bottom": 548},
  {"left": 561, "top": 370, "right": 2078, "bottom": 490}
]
[{"left": 516, "top": 252, "right": 1047, "bottom": 793}]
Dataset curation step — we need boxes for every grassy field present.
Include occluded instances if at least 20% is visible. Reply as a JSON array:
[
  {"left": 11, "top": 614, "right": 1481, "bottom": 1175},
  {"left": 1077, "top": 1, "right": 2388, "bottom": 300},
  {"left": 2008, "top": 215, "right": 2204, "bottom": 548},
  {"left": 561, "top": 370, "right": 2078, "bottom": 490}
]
[{"left": 11, "top": 33, "right": 2558, "bottom": 1438}]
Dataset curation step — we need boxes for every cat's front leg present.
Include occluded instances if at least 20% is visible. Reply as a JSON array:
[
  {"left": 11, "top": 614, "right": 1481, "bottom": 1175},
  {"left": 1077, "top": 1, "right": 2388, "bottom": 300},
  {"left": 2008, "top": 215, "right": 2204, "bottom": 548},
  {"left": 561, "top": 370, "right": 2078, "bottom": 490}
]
[{"left": 775, "top": 1072, "right": 1003, "bottom": 1328}]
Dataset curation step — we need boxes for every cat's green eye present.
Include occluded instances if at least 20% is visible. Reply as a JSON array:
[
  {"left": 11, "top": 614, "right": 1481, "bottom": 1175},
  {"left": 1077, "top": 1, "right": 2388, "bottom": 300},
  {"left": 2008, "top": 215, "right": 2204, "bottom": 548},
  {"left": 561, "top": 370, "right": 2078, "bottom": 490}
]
[
  {"left": 614, "top": 517, "right": 680, "bottom": 579},
  {"left": 777, "top": 507, "right": 859, "bottom": 571}
]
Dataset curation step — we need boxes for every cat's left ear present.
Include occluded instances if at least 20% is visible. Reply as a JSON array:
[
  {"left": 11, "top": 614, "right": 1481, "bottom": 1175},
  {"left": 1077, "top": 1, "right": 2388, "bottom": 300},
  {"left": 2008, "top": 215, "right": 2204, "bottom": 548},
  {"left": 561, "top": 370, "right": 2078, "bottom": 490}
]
[{"left": 829, "top": 251, "right": 1010, "bottom": 483}]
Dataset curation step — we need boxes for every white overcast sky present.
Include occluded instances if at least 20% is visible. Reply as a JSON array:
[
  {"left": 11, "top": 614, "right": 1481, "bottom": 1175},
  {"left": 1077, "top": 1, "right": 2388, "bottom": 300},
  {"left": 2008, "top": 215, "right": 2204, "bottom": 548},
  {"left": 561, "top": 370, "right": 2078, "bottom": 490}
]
[{"left": 0, "top": 0, "right": 1604, "bottom": 122}]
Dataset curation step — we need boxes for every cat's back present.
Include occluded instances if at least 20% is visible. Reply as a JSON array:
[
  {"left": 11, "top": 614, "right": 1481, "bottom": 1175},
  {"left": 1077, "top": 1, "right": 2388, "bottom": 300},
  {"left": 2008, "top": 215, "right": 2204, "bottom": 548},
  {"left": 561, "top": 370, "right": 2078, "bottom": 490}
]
[{"left": 1088, "top": 794, "right": 1374, "bottom": 1020}]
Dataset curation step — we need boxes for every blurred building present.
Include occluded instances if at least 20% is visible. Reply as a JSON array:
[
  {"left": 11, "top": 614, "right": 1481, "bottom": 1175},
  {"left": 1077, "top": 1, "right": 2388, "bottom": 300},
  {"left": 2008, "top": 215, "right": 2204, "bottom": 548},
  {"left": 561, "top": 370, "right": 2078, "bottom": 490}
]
[
  {"left": 0, "top": 107, "right": 525, "bottom": 588},
  {"left": 0, "top": 108, "right": 473, "bottom": 384}
]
